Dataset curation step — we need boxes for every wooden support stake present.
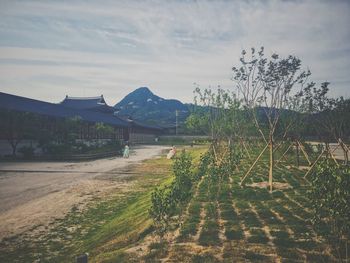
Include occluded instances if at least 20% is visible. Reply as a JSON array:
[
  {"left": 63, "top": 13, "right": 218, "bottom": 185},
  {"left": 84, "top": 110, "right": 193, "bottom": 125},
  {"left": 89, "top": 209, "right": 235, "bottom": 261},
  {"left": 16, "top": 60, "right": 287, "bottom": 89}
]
[
  {"left": 322, "top": 144, "right": 341, "bottom": 166},
  {"left": 328, "top": 144, "right": 340, "bottom": 166},
  {"left": 268, "top": 138, "right": 273, "bottom": 193},
  {"left": 338, "top": 138, "right": 349, "bottom": 164},
  {"left": 296, "top": 141, "right": 300, "bottom": 167},
  {"left": 241, "top": 139, "right": 251, "bottom": 159},
  {"left": 218, "top": 146, "right": 229, "bottom": 166},
  {"left": 304, "top": 145, "right": 339, "bottom": 178},
  {"left": 273, "top": 140, "right": 285, "bottom": 154},
  {"left": 212, "top": 143, "right": 218, "bottom": 163},
  {"left": 330, "top": 143, "right": 340, "bottom": 154},
  {"left": 337, "top": 138, "right": 349, "bottom": 152},
  {"left": 246, "top": 140, "right": 252, "bottom": 152},
  {"left": 304, "top": 148, "right": 325, "bottom": 178},
  {"left": 306, "top": 143, "right": 340, "bottom": 175},
  {"left": 297, "top": 141, "right": 312, "bottom": 166},
  {"left": 342, "top": 141, "right": 350, "bottom": 152},
  {"left": 277, "top": 143, "right": 293, "bottom": 164},
  {"left": 241, "top": 143, "right": 269, "bottom": 185}
]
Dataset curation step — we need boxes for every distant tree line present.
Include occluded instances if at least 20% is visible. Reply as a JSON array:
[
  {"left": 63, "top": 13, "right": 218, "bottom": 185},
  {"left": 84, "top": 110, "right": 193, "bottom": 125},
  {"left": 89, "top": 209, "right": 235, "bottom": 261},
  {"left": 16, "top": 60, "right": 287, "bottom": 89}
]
[
  {"left": 0, "top": 109, "right": 121, "bottom": 157},
  {"left": 185, "top": 47, "right": 350, "bottom": 190}
]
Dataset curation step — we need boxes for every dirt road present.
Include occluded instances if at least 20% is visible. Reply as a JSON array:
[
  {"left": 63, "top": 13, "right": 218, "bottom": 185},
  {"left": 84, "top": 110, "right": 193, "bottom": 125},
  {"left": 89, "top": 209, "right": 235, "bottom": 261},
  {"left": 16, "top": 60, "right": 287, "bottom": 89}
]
[{"left": 0, "top": 145, "right": 168, "bottom": 240}]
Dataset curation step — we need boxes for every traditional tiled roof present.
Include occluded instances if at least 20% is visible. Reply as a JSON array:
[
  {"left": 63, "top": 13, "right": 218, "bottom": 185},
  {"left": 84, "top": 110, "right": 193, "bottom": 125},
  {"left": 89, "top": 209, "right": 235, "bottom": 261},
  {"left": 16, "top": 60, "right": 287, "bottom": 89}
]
[
  {"left": 0, "top": 92, "right": 129, "bottom": 128},
  {"left": 60, "top": 95, "right": 114, "bottom": 113}
]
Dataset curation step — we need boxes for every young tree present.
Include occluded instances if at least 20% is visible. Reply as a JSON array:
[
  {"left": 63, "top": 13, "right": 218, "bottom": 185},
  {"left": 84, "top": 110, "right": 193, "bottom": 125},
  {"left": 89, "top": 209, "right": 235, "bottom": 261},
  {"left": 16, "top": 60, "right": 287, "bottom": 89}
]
[
  {"left": 0, "top": 110, "right": 40, "bottom": 156},
  {"left": 149, "top": 150, "right": 194, "bottom": 235},
  {"left": 303, "top": 83, "right": 350, "bottom": 165},
  {"left": 191, "top": 86, "right": 246, "bottom": 164},
  {"left": 308, "top": 161, "right": 350, "bottom": 261},
  {"left": 185, "top": 110, "right": 209, "bottom": 135},
  {"left": 233, "top": 47, "right": 312, "bottom": 192}
]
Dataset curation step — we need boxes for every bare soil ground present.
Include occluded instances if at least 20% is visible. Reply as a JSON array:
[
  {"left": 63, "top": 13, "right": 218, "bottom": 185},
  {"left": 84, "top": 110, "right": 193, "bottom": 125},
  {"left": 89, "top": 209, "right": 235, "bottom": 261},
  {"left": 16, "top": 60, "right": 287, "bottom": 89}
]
[{"left": 0, "top": 145, "right": 168, "bottom": 241}]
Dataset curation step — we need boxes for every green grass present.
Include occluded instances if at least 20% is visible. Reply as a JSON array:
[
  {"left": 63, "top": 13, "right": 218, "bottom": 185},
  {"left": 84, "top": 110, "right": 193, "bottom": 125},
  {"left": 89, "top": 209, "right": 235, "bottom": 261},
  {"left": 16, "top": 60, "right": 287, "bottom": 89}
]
[
  {"left": 1, "top": 143, "right": 340, "bottom": 262},
  {"left": 178, "top": 201, "right": 201, "bottom": 240},
  {"left": 247, "top": 229, "right": 269, "bottom": 244},
  {"left": 198, "top": 220, "right": 221, "bottom": 246},
  {"left": 224, "top": 227, "right": 243, "bottom": 240},
  {"left": 245, "top": 251, "right": 271, "bottom": 261},
  {"left": 192, "top": 253, "right": 220, "bottom": 263},
  {"left": 198, "top": 202, "right": 220, "bottom": 246},
  {"left": 0, "top": 178, "right": 161, "bottom": 263},
  {"left": 240, "top": 210, "right": 262, "bottom": 228},
  {"left": 150, "top": 142, "right": 336, "bottom": 261},
  {"left": 0, "top": 146, "right": 208, "bottom": 263}
]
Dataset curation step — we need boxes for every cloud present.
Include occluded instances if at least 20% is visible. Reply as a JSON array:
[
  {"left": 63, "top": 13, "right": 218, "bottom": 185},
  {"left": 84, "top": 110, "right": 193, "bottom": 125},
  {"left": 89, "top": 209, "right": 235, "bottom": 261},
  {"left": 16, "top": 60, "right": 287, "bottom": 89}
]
[{"left": 0, "top": 0, "right": 349, "bottom": 103}]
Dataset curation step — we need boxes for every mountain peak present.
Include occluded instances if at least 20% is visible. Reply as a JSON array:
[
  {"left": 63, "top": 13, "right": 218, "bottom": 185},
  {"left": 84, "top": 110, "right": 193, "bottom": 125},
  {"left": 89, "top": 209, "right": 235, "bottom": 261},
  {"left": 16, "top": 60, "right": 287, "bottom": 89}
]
[
  {"left": 114, "top": 87, "right": 189, "bottom": 125},
  {"left": 133, "top": 87, "right": 153, "bottom": 95}
]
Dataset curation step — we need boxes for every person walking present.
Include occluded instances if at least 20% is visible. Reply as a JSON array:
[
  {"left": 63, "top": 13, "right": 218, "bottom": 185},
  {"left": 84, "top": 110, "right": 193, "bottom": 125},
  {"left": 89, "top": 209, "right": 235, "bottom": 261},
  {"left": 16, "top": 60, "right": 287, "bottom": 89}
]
[
  {"left": 123, "top": 144, "right": 130, "bottom": 158},
  {"left": 167, "top": 145, "right": 176, "bottom": 159}
]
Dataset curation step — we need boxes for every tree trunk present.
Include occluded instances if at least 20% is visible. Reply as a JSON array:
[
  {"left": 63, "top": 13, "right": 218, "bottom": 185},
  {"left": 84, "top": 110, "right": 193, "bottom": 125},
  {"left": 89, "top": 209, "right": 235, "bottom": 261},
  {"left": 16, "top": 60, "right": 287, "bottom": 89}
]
[
  {"left": 325, "top": 143, "right": 330, "bottom": 159},
  {"left": 341, "top": 144, "right": 348, "bottom": 165},
  {"left": 338, "top": 139, "right": 349, "bottom": 165},
  {"left": 345, "top": 149, "right": 348, "bottom": 166},
  {"left": 9, "top": 139, "right": 19, "bottom": 157},
  {"left": 296, "top": 141, "right": 300, "bottom": 168},
  {"left": 269, "top": 135, "right": 273, "bottom": 193},
  {"left": 12, "top": 145, "right": 16, "bottom": 156}
]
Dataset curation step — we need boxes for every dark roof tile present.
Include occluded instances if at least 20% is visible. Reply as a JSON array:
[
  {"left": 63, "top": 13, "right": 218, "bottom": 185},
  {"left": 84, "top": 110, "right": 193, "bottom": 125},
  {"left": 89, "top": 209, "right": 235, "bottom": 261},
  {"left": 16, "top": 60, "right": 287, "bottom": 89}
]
[{"left": 0, "top": 92, "right": 128, "bottom": 128}]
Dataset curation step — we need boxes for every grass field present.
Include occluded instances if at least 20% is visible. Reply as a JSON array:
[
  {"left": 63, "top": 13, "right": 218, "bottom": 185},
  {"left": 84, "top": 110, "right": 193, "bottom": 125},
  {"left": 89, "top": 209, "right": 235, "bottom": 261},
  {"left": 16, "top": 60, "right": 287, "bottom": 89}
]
[
  {"left": 136, "top": 145, "right": 336, "bottom": 262},
  {"left": 0, "top": 146, "right": 207, "bottom": 263},
  {"left": 0, "top": 145, "right": 337, "bottom": 262},
  {"left": 0, "top": 153, "right": 173, "bottom": 262}
]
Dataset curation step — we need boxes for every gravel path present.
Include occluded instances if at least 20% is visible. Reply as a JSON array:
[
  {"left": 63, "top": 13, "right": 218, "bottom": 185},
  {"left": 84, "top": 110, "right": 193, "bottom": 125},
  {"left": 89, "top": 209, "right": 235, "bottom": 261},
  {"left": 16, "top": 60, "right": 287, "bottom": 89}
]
[{"left": 0, "top": 145, "right": 168, "bottom": 240}]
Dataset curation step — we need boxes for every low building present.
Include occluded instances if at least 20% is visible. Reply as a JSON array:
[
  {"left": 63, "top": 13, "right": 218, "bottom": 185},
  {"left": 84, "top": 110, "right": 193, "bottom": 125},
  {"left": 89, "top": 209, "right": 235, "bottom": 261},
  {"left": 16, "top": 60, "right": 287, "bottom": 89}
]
[
  {"left": 60, "top": 95, "right": 115, "bottom": 113},
  {"left": 0, "top": 92, "right": 163, "bottom": 156},
  {"left": 118, "top": 115, "right": 163, "bottom": 144},
  {"left": 59, "top": 95, "right": 163, "bottom": 143}
]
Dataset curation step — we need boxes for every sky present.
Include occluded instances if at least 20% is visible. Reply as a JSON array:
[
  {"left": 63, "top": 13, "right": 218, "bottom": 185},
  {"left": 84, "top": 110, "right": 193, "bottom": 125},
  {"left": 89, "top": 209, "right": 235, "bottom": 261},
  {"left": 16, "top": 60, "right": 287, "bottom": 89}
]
[{"left": 0, "top": 0, "right": 349, "bottom": 105}]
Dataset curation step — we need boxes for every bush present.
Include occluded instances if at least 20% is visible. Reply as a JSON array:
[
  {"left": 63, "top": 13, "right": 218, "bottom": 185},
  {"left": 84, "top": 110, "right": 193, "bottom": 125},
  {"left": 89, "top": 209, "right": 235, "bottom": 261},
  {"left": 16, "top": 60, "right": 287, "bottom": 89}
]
[
  {"left": 172, "top": 150, "right": 193, "bottom": 202},
  {"left": 42, "top": 139, "right": 122, "bottom": 156},
  {"left": 44, "top": 143, "right": 72, "bottom": 155},
  {"left": 308, "top": 161, "right": 350, "bottom": 260},
  {"left": 149, "top": 150, "right": 194, "bottom": 234},
  {"left": 196, "top": 151, "right": 212, "bottom": 180},
  {"left": 206, "top": 145, "right": 242, "bottom": 181},
  {"left": 149, "top": 186, "right": 175, "bottom": 235}
]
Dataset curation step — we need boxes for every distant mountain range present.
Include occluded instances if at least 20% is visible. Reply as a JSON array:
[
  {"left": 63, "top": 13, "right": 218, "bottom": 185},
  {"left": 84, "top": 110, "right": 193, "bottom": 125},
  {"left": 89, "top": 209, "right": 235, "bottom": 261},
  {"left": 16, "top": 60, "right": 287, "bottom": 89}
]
[
  {"left": 113, "top": 87, "right": 304, "bottom": 129},
  {"left": 114, "top": 87, "right": 190, "bottom": 126}
]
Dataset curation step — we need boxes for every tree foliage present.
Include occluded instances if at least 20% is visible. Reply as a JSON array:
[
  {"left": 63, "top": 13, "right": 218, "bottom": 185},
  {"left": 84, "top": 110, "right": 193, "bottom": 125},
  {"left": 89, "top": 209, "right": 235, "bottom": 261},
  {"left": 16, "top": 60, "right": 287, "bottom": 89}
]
[
  {"left": 149, "top": 150, "right": 194, "bottom": 234},
  {"left": 0, "top": 110, "right": 41, "bottom": 156},
  {"left": 308, "top": 161, "right": 350, "bottom": 260},
  {"left": 231, "top": 47, "right": 321, "bottom": 191},
  {"left": 172, "top": 150, "right": 194, "bottom": 202}
]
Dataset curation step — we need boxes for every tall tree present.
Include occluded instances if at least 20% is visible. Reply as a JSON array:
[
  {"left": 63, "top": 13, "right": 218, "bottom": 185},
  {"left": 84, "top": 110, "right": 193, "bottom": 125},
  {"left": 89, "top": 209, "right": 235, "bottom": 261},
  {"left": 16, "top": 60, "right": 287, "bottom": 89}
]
[{"left": 233, "top": 47, "right": 312, "bottom": 192}]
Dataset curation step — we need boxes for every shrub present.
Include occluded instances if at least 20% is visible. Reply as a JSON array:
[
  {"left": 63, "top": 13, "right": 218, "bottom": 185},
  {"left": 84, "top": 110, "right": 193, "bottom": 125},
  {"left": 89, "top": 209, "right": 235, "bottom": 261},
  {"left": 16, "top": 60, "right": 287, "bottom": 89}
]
[
  {"left": 308, "top": 161, "right": 350, "bottom": 260},
  {"left": 172, "top": 150, "right": 193, "bottom": 202},
  {"left": 44, "top": 143, "right": 72, "bottom": 155},
  {"left": 150, "top": 150, "right": 194, "bottom": 234},
  {"left": 149, "top": 186, "right": 175, "bottom": 235}
]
